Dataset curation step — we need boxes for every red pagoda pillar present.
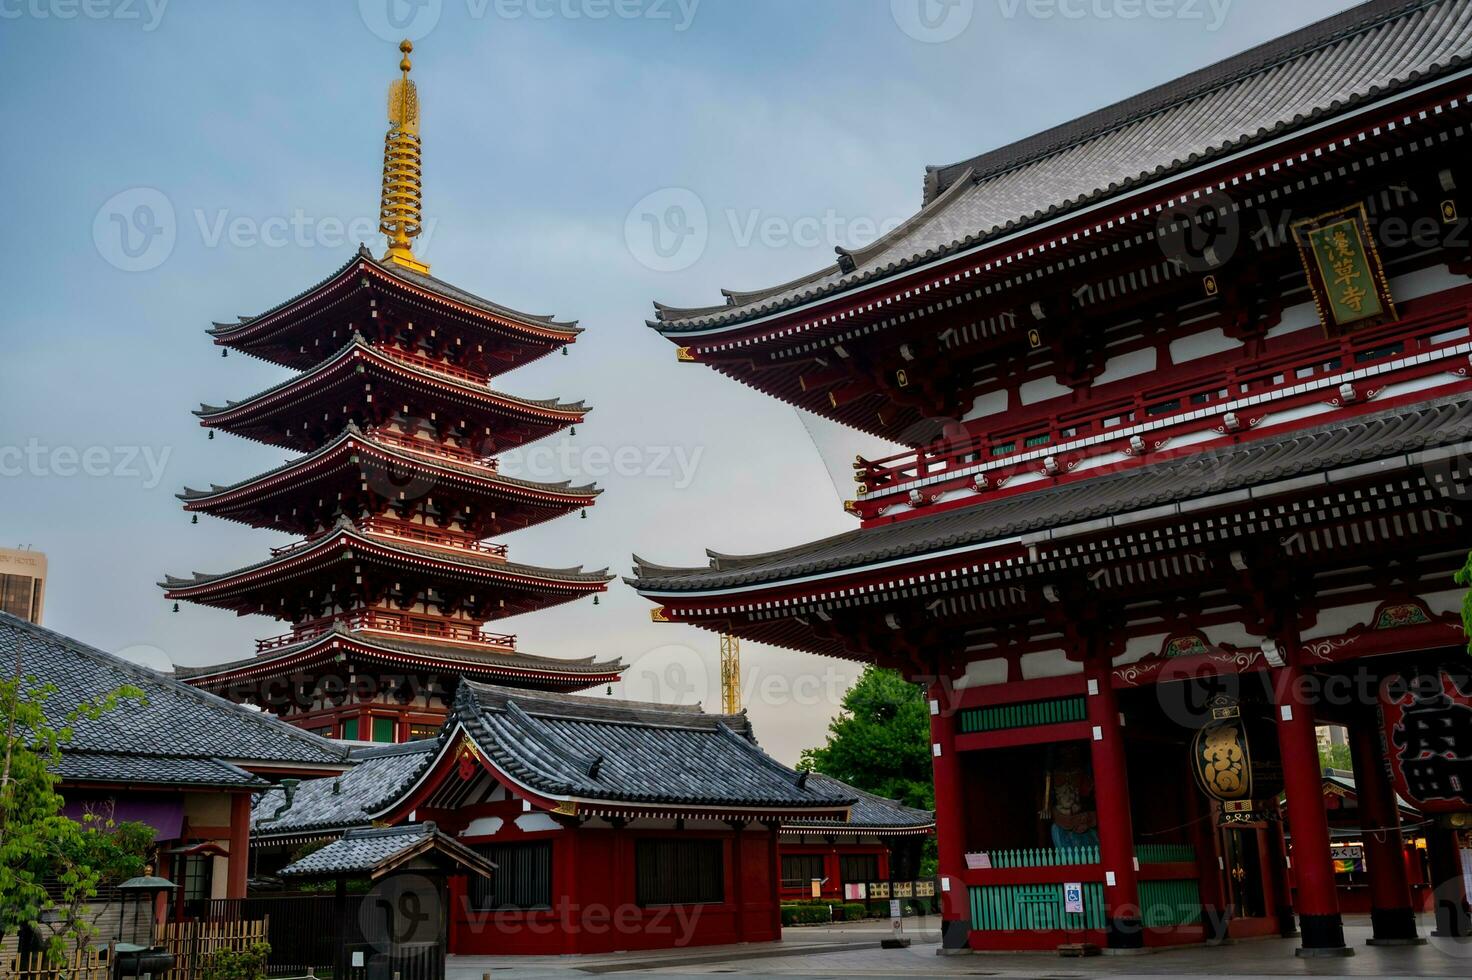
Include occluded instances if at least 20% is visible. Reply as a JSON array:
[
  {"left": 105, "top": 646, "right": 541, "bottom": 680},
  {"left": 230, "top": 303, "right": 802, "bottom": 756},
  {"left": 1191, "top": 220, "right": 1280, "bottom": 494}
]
[
  {"left": 927, "top": 680, "right": 971, "bottom": 951},
  {"left": 1349, "top": 720, "right": 1423, "bottom": 945},
  {"left": 1272, "top": 663, "right": 1351, "bottom": 957},
  {"left": 1084, "top": 658, "right": 1142, "bottom": 950},
  {"left": 1427, "top": 825, "right": 1471, "bottom": 939}
]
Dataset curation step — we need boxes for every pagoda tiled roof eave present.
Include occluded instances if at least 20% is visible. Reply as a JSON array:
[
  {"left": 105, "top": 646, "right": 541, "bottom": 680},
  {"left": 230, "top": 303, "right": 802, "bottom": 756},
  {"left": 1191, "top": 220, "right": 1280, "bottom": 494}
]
[
  {"left": 175, "top": 427, "right": 602, "bottom": 507},
  {"left": 628, "top": 392, "right": 1472, "bottom": 597},
  {"left": 208, "top": 248, "right": 581, "bottom": 345},
  {"left": 648, "top": 0, "right": 1472, "bottom": 335},
  {"left": 194, "top": 337, "right": 590, "bottom": 424},
  {"left": 177, "top": 627, "right": 625, "bottom": 685},
  {"left": 160, "top": 524, "right": 614, "bottom": 596}
]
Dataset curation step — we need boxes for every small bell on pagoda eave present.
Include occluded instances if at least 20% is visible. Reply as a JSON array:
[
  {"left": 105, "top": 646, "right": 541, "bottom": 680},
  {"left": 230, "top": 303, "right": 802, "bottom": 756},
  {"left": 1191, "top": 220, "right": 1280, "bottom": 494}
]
[
  {"left": 191, "top": 514, "right": 198, "bottom": 524},
  {"left": 172, "top": 602, "right": 179, "bottom": 613}
]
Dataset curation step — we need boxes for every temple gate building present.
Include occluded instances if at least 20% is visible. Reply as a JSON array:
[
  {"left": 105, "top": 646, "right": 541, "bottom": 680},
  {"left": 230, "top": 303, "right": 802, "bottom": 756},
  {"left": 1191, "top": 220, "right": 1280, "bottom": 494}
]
[
  {"left": 631, "top": 0, "right": 1472, "bottom": 957},
  {"left": 164, "top": 42, "right": 618, "bottom": 741}
]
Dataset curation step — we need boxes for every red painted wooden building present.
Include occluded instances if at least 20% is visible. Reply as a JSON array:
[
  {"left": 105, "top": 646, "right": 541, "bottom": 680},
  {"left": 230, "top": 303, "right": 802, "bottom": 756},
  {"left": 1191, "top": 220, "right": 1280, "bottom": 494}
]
[
  {"left": 631, "top": 0, "right": 1472, "bottom": 957},
  {"left": 255, "top": 681, "right": 855, "bottom": 955},
  {"left": 164, "top": 44, "right": 619, "bottom": 741},
  {"left": 777, "top": 772, "right": 934, "bottom": 903}
]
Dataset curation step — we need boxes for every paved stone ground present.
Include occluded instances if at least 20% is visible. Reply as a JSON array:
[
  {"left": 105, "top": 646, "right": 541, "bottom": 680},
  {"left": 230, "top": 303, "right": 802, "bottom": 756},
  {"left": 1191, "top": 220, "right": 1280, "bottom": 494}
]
[{"left": 446, "top": 915, "right": 1472, "bottom": 978}]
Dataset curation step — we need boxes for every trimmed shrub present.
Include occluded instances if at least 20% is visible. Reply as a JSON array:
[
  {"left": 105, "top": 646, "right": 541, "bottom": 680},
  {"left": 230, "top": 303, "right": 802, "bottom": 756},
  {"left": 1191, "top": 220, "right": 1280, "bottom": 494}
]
[{"left": 780, "top": 903, "right": 832, "bottom": 926}]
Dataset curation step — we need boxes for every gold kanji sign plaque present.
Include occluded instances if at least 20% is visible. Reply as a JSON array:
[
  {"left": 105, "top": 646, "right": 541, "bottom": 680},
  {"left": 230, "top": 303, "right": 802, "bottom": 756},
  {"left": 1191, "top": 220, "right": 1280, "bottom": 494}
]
[{"left": 1291, "top": 204, "right": 1397, "bottom": 336}]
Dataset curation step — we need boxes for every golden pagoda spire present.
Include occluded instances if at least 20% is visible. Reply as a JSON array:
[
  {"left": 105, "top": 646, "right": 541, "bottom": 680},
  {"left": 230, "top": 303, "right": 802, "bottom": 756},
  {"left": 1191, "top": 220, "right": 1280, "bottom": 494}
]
[{"left": 379, "top": 39, "right": 429, "bottom": 274}]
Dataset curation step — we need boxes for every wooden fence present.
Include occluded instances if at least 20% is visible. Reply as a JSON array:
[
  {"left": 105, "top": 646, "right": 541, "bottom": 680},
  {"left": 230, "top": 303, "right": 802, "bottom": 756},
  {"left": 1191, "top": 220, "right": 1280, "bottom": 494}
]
[
  {"left": 1, "top": 920, "right": 268, "bottom": 980},
  {"left": 1, "top": 947, "right": 111, "bottom": 980},
  {"left": 158, "top": 919, "right": 268, "bottom": 980},
  {"left": 208, "top": 895, "right": 364, "bottom": 976}
]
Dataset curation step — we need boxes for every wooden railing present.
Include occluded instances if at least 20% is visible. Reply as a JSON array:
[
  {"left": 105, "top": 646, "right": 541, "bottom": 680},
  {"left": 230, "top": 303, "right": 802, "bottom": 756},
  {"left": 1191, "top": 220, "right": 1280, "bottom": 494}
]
[
  {"left": 379, "top": 344, "right": 490, "bottom": 385},
  {"left": 358, "top": 516, "right": 508, "bottom": 557},
  {"left": 367, "top": 427, "right": 499, "bottom": 470},
  {"left": 852, "top": 301, "right": 1472, "bottom": 501},
  {"left": 258, "top": 610, "right": 517, "bottom": 654},
  {"left": 269, "top": 517, "right": 508, "bottom": 560}
]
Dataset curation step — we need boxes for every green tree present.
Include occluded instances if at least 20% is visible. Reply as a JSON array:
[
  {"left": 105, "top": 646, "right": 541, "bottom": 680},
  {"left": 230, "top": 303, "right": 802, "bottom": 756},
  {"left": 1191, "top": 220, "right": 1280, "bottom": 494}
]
[
  {"left": 0, "top": 667, "right": 151, "bottom": 959},
  {"left": 1457, "top": 552, "right": 1472, "bottom": 649},
  {"left": 798, "top": 666, "right": 934, "bottom": 811}
]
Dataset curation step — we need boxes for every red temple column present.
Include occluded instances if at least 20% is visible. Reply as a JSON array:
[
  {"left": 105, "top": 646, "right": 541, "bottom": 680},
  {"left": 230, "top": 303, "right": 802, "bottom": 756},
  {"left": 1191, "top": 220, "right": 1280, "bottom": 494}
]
[
  {"left": 1427, "top": 825, "right": 1471, "bottom": 939},
  {"left": 1085, "top": 659, "right": 1143, "bottom": 950},
  {"left": 1348, "top": 720, "right": 1423, "bottom": 944},
  {"left": 1272, "top": 664, "right": 1350, "bottom": 956},
  {"left": 227, "top": 792, "right": 252, "bottom": 899},
  {"left": 927, "top": 680, "right": 970, "bottom": 952}
]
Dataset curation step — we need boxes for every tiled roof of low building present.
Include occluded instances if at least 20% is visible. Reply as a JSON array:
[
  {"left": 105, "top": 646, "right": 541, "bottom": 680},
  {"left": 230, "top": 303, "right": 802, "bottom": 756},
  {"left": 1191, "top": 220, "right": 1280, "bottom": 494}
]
[
  {"left": 782, "top": 773, "right": 933, "bottom": 834},
  {"left": 278, "top": 822, "right": 497, "bottom": 879},
  {"left": 253, "top": 741, "right": 436, "bottom": 838},
  {"left": 447, "top": 682, "right": 856, "bottom": 812},
  {"left": 0, "top": 613, "right": 350, "bottom": 787}
]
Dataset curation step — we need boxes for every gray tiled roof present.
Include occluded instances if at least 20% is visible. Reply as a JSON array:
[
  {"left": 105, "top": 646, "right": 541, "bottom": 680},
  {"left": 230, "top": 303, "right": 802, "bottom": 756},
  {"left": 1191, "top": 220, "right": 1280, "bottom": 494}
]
[
  {"left": 653, "top": 0, "right": 1472, "bottom": 331},
  {"left": 278, "top": 822, "right": 497, "bottom": 879},
  {"left": 194, "top": 335, "right": 589, "bottom": 419},
  {"left": 783, "top": 773, "right": 933, "bottom": 833},
  {"left": 211, "top": 248, "right": 581, "bottom": 337},
  {"left": 161, "top": 519, "right": 614, "bottom": 591},
  {"left": 631, "top": 392, "right": 1472, "bottom": 593},
  {"left": 0, "top": 613, "right": 350, "bottom": 786},
  {"left": 175, "top": 625, "right": 624, "bottom": 684},
  {"left": 58, "top": 753, "right": 263, "bottom": 789},
  {"left": 177, "top": 425, "right": 601, "bottom": 504},
  {"left": 452, "top": 682, "right": 856, "bottom": 812},
  {"left": 254, "top": 741, "right": 436, "bottom": 838}
]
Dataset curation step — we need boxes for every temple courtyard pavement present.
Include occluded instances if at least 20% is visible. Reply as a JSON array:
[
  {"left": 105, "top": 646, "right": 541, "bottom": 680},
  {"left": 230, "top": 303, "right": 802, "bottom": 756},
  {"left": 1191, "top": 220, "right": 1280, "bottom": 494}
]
[{"left": 446, "top": 916, "right": 1470, "bottom": 977}]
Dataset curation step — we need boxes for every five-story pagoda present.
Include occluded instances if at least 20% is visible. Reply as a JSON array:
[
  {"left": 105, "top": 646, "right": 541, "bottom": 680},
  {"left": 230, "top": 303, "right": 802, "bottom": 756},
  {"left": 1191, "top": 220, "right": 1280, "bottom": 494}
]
[{"left": 164, "top": 42, "right": 618, "bottom": 742}]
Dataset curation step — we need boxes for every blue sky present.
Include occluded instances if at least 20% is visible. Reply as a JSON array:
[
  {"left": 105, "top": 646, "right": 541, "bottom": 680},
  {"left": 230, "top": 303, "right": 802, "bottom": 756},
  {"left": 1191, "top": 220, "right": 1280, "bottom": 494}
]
[{"left": 0, "top": 0, "right": 1359, "bottom": 761}]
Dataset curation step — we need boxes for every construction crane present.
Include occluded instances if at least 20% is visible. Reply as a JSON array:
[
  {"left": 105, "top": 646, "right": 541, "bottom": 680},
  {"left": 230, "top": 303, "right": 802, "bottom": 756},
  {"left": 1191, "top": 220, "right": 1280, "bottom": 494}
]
[{"left": 719, "top": 634, "right": 742, "bottom": 715}]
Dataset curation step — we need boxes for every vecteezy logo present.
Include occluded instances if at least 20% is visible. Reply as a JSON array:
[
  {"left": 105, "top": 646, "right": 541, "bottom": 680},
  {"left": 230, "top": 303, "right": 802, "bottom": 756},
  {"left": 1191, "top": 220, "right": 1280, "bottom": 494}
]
[
  {"left": 93, "top": 188, "right": 176, "bottom": 273},
  {"left": 624, "top": 188, "right": 708, "bottom": 273},
  {"left": 359, "top": 0, "right": 442, "bottom": 42},
  {"left": 891, "top": 0, "right": 974, "bottom": 43}
]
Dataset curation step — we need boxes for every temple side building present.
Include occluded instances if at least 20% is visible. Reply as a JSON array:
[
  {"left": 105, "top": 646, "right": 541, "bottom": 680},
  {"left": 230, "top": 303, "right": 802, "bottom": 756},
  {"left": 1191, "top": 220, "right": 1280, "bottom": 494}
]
[
  {"left": 164, "top": 42, "right": 618, "bottom": 742},
  {"left": 250, "top": 681, "right": 863, "bottom": 955},
  {"left": 632, "top": 0, "right": 1472, "bottom": 957}
]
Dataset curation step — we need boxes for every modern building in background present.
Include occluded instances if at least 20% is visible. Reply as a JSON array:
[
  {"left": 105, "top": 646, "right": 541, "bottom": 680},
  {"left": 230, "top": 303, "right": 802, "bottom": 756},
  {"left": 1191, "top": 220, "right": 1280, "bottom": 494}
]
[{"left": 0, "top": 547, "right": 46, "bottom": 624}]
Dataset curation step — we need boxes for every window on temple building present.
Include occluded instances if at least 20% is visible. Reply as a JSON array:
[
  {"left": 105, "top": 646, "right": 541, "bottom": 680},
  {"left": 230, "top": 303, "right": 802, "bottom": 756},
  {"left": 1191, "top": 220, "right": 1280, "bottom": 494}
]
[
  {"left": 469, "top": 842, "right": 552, "bottom": 910},
  {"left": 340, "top": 719, "right": 359, "bottom": 740},
  {"left": 839, "top": 853, "right": 879, "bottom": 886},
  {"left": 635, "top": 839, "right": 724, "bottom": 906},
  {"left": 780, "top": 853, "right": 824, "bottom": 888},
  {"left": 181, "top": 854, "right": 214, "bottom": 918},
  {"left": 372, "top": 717, "right": 397, "bottom": 743}
]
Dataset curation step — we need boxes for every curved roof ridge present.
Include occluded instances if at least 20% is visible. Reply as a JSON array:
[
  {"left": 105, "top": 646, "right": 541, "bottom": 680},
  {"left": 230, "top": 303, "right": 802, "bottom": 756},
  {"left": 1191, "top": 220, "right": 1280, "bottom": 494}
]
[
  {"left": 161, "top": 526, "right": 616, "bottom": 591},
  {"left": 177, "top": 426, "right": 602, "bottom": 503},
  {"left": 196, "top": 339, "right": 591, "bottom": 420}
]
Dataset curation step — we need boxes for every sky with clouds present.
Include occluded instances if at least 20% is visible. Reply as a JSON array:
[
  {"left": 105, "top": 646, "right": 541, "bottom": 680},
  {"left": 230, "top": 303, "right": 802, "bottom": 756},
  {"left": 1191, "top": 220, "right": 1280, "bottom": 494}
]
[{"left": 0, "top": 0, "right": 1362, "bottom": 762}]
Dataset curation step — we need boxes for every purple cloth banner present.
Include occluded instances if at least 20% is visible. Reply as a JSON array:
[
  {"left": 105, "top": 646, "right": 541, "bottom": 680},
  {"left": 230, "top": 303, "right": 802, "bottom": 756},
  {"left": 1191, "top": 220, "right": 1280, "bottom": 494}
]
[{"left": 61, "top": 794, "right": 185, "bottom": 840}]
